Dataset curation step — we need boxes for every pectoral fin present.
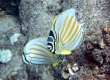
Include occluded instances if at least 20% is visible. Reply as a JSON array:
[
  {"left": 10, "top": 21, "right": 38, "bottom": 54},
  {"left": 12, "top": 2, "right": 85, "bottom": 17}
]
[
  {"left": 53, "top": 62, "right": 59, "bottom": 67},
  {"left": 60, "top": 50, "right": 71, "bottom": 55}
]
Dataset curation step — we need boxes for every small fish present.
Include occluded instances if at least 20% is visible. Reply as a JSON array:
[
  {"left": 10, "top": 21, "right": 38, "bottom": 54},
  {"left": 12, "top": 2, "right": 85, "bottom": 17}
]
[
  {"left": 47, "top": 8, "right": 85, "bottom": 54},
  {"left": 22, "top": 37, "right": 64, "bottom": 66}
]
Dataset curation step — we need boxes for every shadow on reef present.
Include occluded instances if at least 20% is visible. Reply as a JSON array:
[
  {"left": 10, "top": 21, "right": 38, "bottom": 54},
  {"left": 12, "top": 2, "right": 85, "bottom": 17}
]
[{"left": 0, "top": 0, "right": 21, "bottom": 16}]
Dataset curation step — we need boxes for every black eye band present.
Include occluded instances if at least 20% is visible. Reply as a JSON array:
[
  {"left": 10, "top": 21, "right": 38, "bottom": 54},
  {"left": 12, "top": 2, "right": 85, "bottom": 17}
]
[
  {"left": 47, "top": 26, "right": 57, "bottom": 54},
  {"left": 47, "top": 36, "right": 54, "bottom": 43},
  {"left": 49, "top": 30, "right": 55, "bottom": 39}
]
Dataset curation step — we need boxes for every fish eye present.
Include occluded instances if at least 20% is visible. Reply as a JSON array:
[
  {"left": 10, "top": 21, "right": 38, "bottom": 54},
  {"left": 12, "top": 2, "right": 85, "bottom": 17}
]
[
  {"left": 47, "top": 42, "right": 53, "bottom": 51},
  {"left": 47, "top": 45, "right": 52, "bottom": 51},
  {"left": 49, "top": 30, "right": 54, "bottom": 38}
]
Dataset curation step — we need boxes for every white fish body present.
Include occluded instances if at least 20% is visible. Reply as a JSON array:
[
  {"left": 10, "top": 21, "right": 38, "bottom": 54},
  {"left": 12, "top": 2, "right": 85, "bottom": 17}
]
[{"left": 22, "top": 37, "right": 62, "bottom": 65}]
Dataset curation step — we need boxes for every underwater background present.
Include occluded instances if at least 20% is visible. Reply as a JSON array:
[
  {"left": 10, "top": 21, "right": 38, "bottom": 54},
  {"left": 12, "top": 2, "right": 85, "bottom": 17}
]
[{"left": 0, "top": 0, "right": 110, "bottom": 80}]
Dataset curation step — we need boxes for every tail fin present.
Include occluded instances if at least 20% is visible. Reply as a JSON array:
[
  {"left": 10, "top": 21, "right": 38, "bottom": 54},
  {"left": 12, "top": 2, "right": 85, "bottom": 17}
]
[{"left": 81, "top": 22, "right": 85, "bottom": 32}]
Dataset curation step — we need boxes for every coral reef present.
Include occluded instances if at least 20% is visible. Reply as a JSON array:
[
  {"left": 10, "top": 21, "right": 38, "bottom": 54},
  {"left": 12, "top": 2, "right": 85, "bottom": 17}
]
[{"left": 0, "top": 0, "right": 110, "bottom": 80}]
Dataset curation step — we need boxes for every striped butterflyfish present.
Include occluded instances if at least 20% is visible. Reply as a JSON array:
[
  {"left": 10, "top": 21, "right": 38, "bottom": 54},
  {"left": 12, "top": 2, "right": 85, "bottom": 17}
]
[
  {"left": 22, "top": 37, "right": 64, "bottom": 66},
  {"left": 47, "top": 8, "right": 85, "bottom": 54}
]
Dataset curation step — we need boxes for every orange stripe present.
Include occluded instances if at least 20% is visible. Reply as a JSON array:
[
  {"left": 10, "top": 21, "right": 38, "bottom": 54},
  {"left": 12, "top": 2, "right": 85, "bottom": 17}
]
[
  {"left": 60, "top": 16, "right": 68, "bottom": 38},
  {"left": 63, "top": 16, "right": 76, "bottom": 42},
  {"left": 66, "top": 27, "right": 82, "bottom": 46},
  {"left": 30, "top": 48, "right": 46, "bottom": 54},
  {"left": 30, "top": 56, "right": 49, "bottom": 61},
  {"left": 34, "top": 44, "right": 47, "bottom": 51},
  {"left": 62, "top": 19, "right": 76, "bottom": 43},
  {"left": 62, "top": 16, "right": 73, "bottom": 40},
  {"left": 74, "top": 31, "right": 82, "bottom": 44},
  {"left": 67, "top": 32, "right": 82, "bottom": 50},
  {"left": 30, "top": 48, "right": 53, "bottom": 58},
  {"left": 66, "top": 22, "right": 78, "bottom": 43},
  {"left": 29, "top": 52, "right": 47, "bottom": 58}
]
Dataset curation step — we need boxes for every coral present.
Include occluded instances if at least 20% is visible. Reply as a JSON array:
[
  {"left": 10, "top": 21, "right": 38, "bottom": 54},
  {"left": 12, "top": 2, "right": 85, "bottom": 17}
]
[
  {"left": 91, "top": 49, "right": 105, "bottom": 67},
  {"left": 10, "top": 33, "right": 21, "bottom": 45},
  {"left": 0, "top": 50, "right": 12, "bottom": 63},
  {"left": 8, "top": 71, "right": 18, "bottom": 80},
  {"left": 62, "top": 63, "right": 79, "bottom": 79},
  {"left": 102, "top": 27, "right": 110, "bottom": 46},
  {"left": 84, "top": 37, "right": 106, "bottom": 68}
]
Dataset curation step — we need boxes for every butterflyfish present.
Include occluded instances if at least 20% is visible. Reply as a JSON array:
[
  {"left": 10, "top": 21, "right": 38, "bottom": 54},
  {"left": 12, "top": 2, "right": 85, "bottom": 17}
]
[
  {"left": 47, "top": 8, "right": 85, "bottom": 54},
  {"left": 22, "top": 37, "right": 64, "bottom": 66}
]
